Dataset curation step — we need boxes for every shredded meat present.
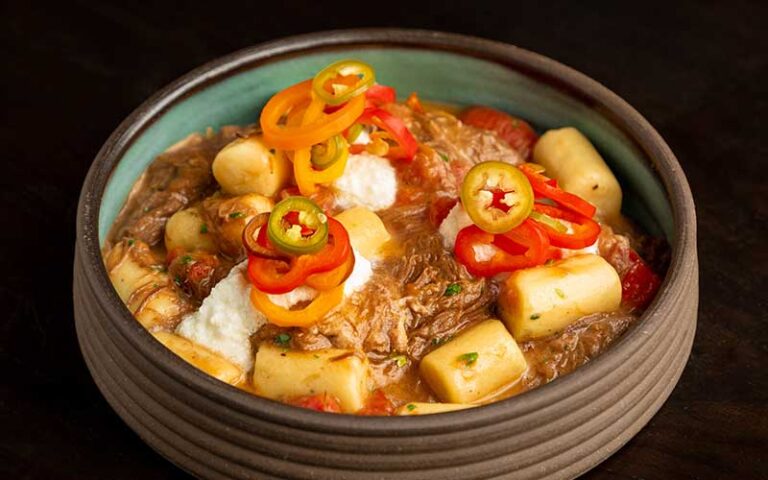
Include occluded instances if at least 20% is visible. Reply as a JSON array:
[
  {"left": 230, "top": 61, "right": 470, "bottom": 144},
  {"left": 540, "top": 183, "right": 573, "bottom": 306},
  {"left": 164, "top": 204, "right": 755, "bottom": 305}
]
[{"left": 108, "top": 127, "right": 246, "bottom": 246}]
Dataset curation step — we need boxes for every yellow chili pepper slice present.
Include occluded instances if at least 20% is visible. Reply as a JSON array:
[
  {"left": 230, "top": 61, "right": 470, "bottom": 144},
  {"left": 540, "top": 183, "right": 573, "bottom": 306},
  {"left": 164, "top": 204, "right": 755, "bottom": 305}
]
[
  {"left": 292, "top": 95, "right": 350, "bottom": 194},
  {"left": 249, "top": 283, "right": 344, "bottom": 327},
  {"left": 260, "top": 79, "right": 364, "bottom": 151}
]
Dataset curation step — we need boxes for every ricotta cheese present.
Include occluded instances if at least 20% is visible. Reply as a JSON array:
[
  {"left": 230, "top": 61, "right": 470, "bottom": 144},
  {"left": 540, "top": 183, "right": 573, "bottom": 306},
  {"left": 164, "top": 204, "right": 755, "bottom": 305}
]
[
  {"left": 438, "top": 203, "right": 474, "bottom": 250},
  {"left": 175, "top": 250, "right": 373, "bottom": 371},
  {"left": 176, "top": 262, "right": 265, "bottom": 371},
  {"left": 333, "top": 153, "right": 397, "bottom": 211}
]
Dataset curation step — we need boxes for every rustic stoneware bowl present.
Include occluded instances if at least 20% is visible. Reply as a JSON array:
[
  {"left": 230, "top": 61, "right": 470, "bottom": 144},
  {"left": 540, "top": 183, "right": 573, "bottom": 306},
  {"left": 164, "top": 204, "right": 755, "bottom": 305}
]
[{"left": 74, "top": 29, "right": 698, "bottom": 479}]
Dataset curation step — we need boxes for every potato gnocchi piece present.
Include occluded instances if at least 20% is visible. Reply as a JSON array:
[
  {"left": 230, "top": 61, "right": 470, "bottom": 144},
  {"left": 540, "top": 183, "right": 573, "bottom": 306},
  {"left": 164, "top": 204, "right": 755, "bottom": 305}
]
[
  {"left": 212, "top": 135, "right": 291, "bottom": 197},
  {"left": 253, "top": 345, "right": 370, "bottom": 413},
  {"left": 104, "top": 239, "right": 191, "bottom": 331},
  {"left": 533, "top": 127, "right": 623, "bottom": 220},
  {"left": 419, "top": 319, "right": 527, "bottom": 404},
  {"left": 396, "top": 402, "right": 475, "bottom": 416},
  {"left": 334, "top": 206, "right": 391, "bottom": 259},
  {"left": 498, "top": 254, "right": 622, "bottom": 341},
  {"left": 152, "top": 331, "right": 244, "bottom": 385},
  {"left": 164, "top": 207, "right": 216, "bottom": 253},
  {"left": 202, "top": 193, "right": 274, "bottom": 258}
]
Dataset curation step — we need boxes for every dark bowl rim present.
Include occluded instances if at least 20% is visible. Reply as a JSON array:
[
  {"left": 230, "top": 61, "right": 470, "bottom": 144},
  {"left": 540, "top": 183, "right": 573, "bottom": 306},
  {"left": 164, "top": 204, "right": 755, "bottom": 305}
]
[{"left": 76, "top": 28, "right": 697, "bottom": 435}]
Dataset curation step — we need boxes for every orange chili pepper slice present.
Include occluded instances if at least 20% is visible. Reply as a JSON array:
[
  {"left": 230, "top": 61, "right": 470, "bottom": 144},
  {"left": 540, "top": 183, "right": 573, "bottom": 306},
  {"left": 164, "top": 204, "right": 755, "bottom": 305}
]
[
  {"left": 260, "top": 79, "right": 364, "bottom": 151},
  {"left": 250, "top": 283, "right": 344, "bottom": 327}
]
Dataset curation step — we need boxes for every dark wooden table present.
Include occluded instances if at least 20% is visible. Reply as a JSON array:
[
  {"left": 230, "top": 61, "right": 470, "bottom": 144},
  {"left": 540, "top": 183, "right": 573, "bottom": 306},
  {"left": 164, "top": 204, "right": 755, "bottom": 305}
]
[{"left": 2, "top": 1, "right": 766, "bottom": 478}]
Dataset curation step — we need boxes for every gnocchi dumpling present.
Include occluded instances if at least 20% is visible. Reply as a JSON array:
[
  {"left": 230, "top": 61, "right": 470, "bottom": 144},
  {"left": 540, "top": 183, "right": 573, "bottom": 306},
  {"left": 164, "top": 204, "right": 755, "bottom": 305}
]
[{"left": 212, "top": 135, "right": 291, "bottom": 197}]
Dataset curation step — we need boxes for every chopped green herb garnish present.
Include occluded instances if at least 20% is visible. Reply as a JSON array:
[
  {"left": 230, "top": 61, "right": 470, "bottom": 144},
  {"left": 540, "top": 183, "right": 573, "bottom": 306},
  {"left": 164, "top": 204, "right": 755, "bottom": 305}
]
[
  {"left": 458, "top": 352, "right": 479, "bottom": 366},
  {"left": 127, "top": 239, "right": 135, "bottom": 246},
  {"left": 313, "top": 354, "right": 320, "bottom": 359},
  {"left": 173, "top": 275, "right": 182, "bottom": 286},
  {"left": 530, "top": 313, "right": 541, "bottom": 320},
  {"left": 228, "top": 211, "right": 245, "bottom": 219},
  {"left": 438, "top": 152, "right": 450, "bottom": 163},
  {"left": 180, "top": 255, "right": 193, "bottom": 265},
  {"left": 444, "top": 283, "right": 462, "bottom": 297},
  {"left": 391, "top": 355, "right": 408, "bottom": 368},
  {"left": 406, "top": 404, "right": 417, "bottom": 412},
  {"left": 274, "top": 333, "right": 291, "bottom": 347},
  {"left": 199, "top": 223, "right": 208, "bottom": 234},
  {"left": 555, "top": 288, "right": 565, "bottom": 299}
]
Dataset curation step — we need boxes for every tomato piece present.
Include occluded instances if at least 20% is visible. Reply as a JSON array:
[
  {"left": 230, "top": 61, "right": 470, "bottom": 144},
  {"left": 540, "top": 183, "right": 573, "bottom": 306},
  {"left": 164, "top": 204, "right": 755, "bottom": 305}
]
[
  {"left": 622, "top": 250, "right": 661, "bottom": 310},
  {"left": 357, "top": 390, "right": 395, "bottom": 416},
  {"left": 460, "top": 106, "right": 538, "bottom": 159},
  {"left": 286, "top": 393, "right": 342, "bottom": 413},
  {"left": 531, "top": 203, "right": 601, "bottom": 250},
  {"left": 460, "top": 161, "right": 534, "bottom": 234}
]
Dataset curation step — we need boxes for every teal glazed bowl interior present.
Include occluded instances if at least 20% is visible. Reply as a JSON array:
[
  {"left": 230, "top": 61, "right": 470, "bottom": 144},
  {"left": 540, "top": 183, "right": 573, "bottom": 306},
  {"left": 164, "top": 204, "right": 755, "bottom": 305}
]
[{"left": 74, "top": 29, "right": 698, "bottom": 480}]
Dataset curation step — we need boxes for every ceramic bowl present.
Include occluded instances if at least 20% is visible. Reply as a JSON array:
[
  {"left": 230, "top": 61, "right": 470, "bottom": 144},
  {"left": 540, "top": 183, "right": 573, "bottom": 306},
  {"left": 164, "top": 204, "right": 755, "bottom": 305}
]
[{"left": 73, "top": 29, "right": 698, "bottom": 479}]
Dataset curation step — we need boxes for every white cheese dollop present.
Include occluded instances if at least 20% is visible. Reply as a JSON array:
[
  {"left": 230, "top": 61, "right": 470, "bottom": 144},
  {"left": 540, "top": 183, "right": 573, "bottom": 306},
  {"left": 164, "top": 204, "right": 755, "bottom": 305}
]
[
  {"left": 333, "top": 153, "right": 397, "bottom": 211},
  {"left": 472, "top": 243, "right": 499, "bottom": 262},
  {"left": 438, "top": 203, "right": 473, "bottom": 251},
  {"left": 175, "top": 250, "right": 373, "bottom": 371},
  {"left": 176, "top": 263, "right": 265, "bottom": 371}
]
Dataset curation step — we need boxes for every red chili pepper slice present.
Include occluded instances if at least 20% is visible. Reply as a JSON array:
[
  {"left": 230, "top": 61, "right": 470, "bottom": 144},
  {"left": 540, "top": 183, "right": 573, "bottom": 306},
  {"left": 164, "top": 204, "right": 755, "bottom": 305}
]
[
  {"left": 358, "top": 107, "right": 418, "bottom": 161},
  {"left": 454, "top": 219, "right": 550, "bottom": 277},
  {"left": 531, "top": 203, "right": 601, "bottom": 250},
  {"left": 247, "top": 217, "right": 351, "bottom": 294},
  {"left": 519, "top": 164, "right": 597, "bottom": 218},
  {"left": 365, "top": 84, "right": 396, "bottom": 108},
  {"left": 622, "top": 250, "right": 661, "bottom": 310}
]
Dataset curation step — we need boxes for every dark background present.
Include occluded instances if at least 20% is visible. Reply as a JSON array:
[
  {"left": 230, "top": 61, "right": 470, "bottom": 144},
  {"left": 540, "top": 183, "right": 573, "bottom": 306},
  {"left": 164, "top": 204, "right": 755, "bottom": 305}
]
[{"left": 2, "top": 1, "right": 766, "bottom": 478}]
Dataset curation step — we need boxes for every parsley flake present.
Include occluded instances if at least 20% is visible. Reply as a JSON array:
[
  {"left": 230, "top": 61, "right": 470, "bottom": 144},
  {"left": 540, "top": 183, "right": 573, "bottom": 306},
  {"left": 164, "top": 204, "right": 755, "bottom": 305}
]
[
  {"left": 444, "top": 283, "right": 462, "bottom": 297},
  {"left": 438, "top": 152, "right": 450, "bottom": 163},
  {"left": 127, "top": 239, "right": 135, "bottom": 246},
  {"left": 458, "top": 352, "right": 479, "bottom": 366},
  {"left": 199, "top": 223, "right": 208, "bottom": 234},
  {"left": 406, "top": 404, "right": 417, "bottom": 412},
  {"left": 555, "top": 288, "right": 565, "bottom": 299},
  {"left": 274, "top": 333, "right": 291, "bottom": 347},
  {"left": 530, "top": 313, "right": 541, "bottom": 320},
  {"left": 228, "top": 211, "right": 245, "bottom": 219},
  {"left": 180, "top": 255, "right": 193, "bottom": 265},
  {"left": 391, "top": 355, "right": 408, "bottom": 368}
]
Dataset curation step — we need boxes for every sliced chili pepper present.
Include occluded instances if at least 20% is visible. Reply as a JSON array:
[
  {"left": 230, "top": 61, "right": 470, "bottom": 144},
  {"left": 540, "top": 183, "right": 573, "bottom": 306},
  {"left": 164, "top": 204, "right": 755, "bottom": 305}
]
[
  {"left": 531, "top": 203, "right": 601, "bottom": 250},
  {"left": 519, "top": 164, "right": 597, "bottom": 218},
  {"left": 247, "top": 217, "right": 351, "bottom": 294},
  {"left": 365, "top": 84, "right": 396, "bottom": 108},
  {"left": 242, "top": 213, "right": 288, "bottom": 260},
  {"left": 454, "top": 219, "right": 550, "bottom": 277},
  {"left": 267, "top": 197, "right": 329, "bottom": 256},
  {"left": 460, "top": 161, "right": 534, "bottom": 234},
  {"left": 405, "top": 92, "right": 425, "bottom": 113},
  {"left": 250, "top": 283, "right": 345, "bottom": 327},
  {"left": 460, "top": 106, "right": 538, "bottom": 159},
  {"left": 311, "top": 60, "right": 375, "bottom": 106},
  {"left": 622, "top": 250, "right": 661, "bottom": 310},
  {"left": 260, "top": 79, "right": 364, "bottom": 151},
  {"left": 305, "top": 251, "right": 355, "bottom": 291},
  {"left": 358, "top": 107, "right": 418, "bottom": 161},
  {"left": 310, "top": 134, "right": 349, "bottom": 171}
]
